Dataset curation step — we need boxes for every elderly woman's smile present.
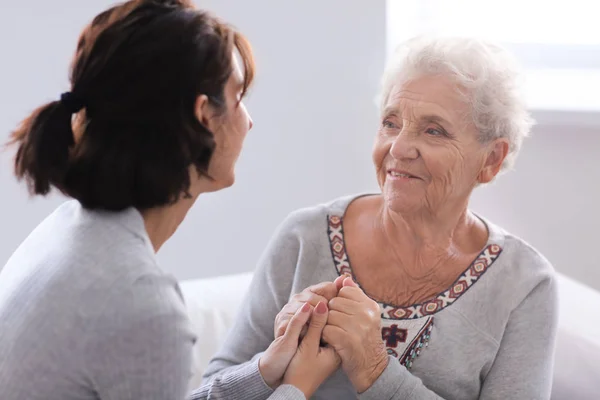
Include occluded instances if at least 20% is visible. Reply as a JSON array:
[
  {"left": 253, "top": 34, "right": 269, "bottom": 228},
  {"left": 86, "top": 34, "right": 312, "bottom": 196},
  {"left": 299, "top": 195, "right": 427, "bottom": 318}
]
[{"left": 386, "top": 169, "right": 422, "bottom": 180}]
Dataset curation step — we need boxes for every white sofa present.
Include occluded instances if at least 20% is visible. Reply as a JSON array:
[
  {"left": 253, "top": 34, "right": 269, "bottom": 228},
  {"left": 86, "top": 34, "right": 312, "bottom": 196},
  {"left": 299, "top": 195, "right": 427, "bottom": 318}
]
[{"left": 180, "top": 272, "right": 600, "bottom": 399}]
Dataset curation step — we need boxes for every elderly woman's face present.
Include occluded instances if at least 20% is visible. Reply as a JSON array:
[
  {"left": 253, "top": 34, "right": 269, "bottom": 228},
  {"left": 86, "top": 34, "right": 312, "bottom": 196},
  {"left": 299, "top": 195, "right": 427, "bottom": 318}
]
[{"left": 373, "top": 74, "right": 503, "bottom": 214}]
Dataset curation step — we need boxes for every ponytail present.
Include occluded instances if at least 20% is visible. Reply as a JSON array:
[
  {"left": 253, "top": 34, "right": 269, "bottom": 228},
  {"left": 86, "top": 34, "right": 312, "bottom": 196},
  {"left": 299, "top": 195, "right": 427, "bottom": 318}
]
[{"left": 9, "top": 93, "right": 83, "bottom": 195}]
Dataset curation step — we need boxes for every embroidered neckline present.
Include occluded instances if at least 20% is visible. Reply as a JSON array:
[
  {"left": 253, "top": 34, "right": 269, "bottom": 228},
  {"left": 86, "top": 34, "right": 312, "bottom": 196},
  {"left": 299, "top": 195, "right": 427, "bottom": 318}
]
[{"left": 327, "top": 214, "right": 503, "bottom": 320}]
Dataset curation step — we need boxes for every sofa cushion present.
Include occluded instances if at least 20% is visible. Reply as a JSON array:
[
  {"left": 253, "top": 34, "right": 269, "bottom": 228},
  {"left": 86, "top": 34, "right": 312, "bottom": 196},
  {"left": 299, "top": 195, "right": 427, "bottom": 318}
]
[
  {"left": 552, "top": 327, "right": 600, "bottom": 400},
  {"left": 179, "top": 272, "right": 253, "bottom": 388}
]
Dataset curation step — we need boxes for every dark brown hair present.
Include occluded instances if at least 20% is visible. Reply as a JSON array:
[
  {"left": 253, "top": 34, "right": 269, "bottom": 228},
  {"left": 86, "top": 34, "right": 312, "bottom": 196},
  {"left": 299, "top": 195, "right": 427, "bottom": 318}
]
[{"left": 8, "top": 0, "right": 254, "bottom": 210}]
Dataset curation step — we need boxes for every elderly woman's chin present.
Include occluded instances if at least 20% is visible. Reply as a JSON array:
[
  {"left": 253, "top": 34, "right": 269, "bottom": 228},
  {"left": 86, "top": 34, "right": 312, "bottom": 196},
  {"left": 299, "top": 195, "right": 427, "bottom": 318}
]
[{"left": 381, "top": 181, "right": 425, "bottom": 213}]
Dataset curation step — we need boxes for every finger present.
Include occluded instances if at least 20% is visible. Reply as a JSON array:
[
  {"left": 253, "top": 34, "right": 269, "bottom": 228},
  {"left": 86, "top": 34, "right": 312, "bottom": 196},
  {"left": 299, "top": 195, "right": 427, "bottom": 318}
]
[
  {"left": 279, "top": 297, "right": 321, "bottom": 325},
  {"left": 295, "top": 292, "right": 329, "bottom": 307},
  {"left": 322, "top": 325, "right": 348, "bottom": 352},
  {"left": 302, "top": 301, "right": 329, "bottom": 352},
  {"left": 275, "top": 319, "right": 290, "bottom": 338},
  {"left": 323, "top": 346, "right": 342, "bottom": 368},
  {"left": 277, "top": 319, "right": 309, "bottom": 340},
  {"left": 334, "top": 275, "right": 347, "bottom": 291},
  {"left": 318, "top": 346, "right": 342, "bottom": 376},
  {"left": 274, "top": 303, "right": 298, "bottom": 337},
  {"left": 307, "top": 294, "right": 329, "bottom": 307},
  {"left": 342, "top": 276, "right": 359, "bottom": 288},
  {"left": 309, "top": 281, "right": 339, "bottom": 301},
  {"left": 282, "top": 302, "right": 312, "bottom": 341},
  {"left": 338, "top": 285, "right": 368, "bottom": 301},
  {"left": 275, "top": 296, "right": 323, "bottom": 338},
  {"left": 338, "top": 287, "right": 381, "bottom": 318},
  {"left": 299, "top": 324, "right": 309, "bottom": 339},
  {"left": 328, "top": 296, "right": 359, "bottom": 315},
  {"left": 326, "top": 309, "right": 354, "bottom": 332}
]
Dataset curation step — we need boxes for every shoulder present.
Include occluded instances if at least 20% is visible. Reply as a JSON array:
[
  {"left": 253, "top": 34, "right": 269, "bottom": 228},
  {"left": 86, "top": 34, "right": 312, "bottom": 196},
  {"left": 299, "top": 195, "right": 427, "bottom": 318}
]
[
  {"left": 276, "top": 193, "right": 365, "bottom": 238},
  {"left": 454, "top": 218, "right": 558, "bottom": 337},
  {"left": 90, "top": 270, "right": 191, "bottom": 342},
  {"left": 256, "top": 194, "right": 363, "bottom": 287},
  {"left": 8, "top": 200, "right": 161, "bottom": 298},
  {"left": 482, "top": 218, "right": 557, "bottom": 305},
  {"left": 65, "top": 204, "right": 186, "bottom": 328},
  {"left": 499, "top": 229, "right": 555, "bottom": 282},
  {"left": 503, "top": 233, "right": 558, "bottom": 300}
]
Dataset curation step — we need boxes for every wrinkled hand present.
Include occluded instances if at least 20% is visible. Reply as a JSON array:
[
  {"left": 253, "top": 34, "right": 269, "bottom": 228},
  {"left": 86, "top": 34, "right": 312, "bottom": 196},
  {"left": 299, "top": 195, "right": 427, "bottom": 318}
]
[
  {"left": 259, "top": 302, "right": 315, "bottom": 388},
  {"left": 274, "top": 277, "right": 346, "bottom": 339},
  {"left": 323, "top": 277, "right": 388, "bottom": 393},
  {"left": 282, "top": 301, "right": 341, "bottom": 399}
]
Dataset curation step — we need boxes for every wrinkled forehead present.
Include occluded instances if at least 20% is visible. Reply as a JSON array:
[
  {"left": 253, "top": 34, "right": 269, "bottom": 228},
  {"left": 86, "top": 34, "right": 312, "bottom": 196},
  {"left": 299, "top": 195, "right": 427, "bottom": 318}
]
[{"left": 384, "top": 75, "right": 471, "bottom": 127}]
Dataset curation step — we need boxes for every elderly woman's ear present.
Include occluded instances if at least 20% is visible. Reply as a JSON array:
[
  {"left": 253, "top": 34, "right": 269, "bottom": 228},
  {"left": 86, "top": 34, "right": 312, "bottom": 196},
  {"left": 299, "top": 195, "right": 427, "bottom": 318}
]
[{"left": 478, "top": 138, "right": 510, "bottom": 184}]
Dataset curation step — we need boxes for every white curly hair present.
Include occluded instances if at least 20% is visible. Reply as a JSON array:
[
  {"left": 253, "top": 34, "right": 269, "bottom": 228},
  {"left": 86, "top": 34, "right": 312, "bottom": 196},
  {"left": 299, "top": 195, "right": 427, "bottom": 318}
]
[{"left": 379, "top": 35, "right": 534, "bottom": 171}]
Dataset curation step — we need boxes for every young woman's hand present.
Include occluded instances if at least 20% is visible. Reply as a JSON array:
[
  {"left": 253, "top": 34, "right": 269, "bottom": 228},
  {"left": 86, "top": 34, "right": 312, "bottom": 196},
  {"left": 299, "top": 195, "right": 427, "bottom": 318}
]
[
  {"left": 282, "top": 301, "right": 341, "bottom": 398},
  {"left": 259, "top": 302, "right": 313, "bottom": 388},
  {"left": 273, "top": 280, "right": 340, "bottom": 339}
]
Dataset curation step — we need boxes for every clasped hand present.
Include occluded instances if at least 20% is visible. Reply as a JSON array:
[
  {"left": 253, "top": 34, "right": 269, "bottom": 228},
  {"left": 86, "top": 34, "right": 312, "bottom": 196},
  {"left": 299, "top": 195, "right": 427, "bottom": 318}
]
[{"left": 260, "top": 276, "right": 389, "bottom": 397}]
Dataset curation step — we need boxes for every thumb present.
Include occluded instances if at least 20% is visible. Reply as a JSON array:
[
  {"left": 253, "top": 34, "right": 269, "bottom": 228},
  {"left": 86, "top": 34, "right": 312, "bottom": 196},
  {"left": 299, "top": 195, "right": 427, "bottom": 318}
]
[
  {"left": 334, "top": 275, "right": 346, "bottom": 291},
  {"left": 310, "top": 281, "right": 338, "bottom": 300},
  {"left": 282, "top": 302, "right": 312, "bottom": 342},
  {"left": 302, "top": 301, "right": 329, "bottom": 352},
  {"left": 342, "top": 276, "right": 358, "bottom": 288}
]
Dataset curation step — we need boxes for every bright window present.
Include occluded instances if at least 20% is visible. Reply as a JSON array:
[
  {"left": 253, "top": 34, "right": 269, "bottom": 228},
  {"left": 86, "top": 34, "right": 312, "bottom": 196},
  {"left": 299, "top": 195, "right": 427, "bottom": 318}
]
[{"left": 386, "top": 0, "right": 600, "bottom": 111}]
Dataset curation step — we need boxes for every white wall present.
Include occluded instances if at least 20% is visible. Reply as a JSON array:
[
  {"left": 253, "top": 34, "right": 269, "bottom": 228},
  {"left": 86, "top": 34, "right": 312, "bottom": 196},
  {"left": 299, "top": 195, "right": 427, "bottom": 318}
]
[
  {"left": 0, "top": 0, "right": 386, "bottom": 280},
  {"left": 157, "top": 0, "right": 386, "bottom": 280},
  {"left": 471, "top": 118, "right": 600, "bottom": 291},
  {"left": 1, "top": 1, "right": 599, "bottom": 292}
]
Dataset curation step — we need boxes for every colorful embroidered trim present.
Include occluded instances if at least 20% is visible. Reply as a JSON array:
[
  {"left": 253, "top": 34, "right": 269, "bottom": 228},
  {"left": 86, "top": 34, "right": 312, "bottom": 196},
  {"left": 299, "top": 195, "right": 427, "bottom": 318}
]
[
  {"left": 399, "top": 317, "right": 434, "bottom": 369},
  {"left": 327, "top": 214, "right": 503, "bottom": 320}
]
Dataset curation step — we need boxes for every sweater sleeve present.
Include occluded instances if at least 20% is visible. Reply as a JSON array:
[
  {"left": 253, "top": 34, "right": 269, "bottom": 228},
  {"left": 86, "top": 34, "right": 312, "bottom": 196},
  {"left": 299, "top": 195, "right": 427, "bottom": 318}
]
[
  {"left": 358, "top": 273, "right": 559, "bottom": 400},
  {"left": 189, "top": 376, "right": 305, "bottom": 400},
  {"left": 478, "top": 273, "right": 558, "bottom": 399},
  {"left": 195, "top": 213, "right": 303, "bottom": 400},
  {"left": 85, "top": 274, "right": 197, "bottom": 400}
]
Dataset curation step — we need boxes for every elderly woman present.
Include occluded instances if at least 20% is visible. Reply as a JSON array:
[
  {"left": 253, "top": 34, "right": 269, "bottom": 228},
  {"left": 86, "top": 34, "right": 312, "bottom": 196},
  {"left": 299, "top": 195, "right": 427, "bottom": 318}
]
[{"left": 203, "top": 36, "right": 558, "bottom": 399}]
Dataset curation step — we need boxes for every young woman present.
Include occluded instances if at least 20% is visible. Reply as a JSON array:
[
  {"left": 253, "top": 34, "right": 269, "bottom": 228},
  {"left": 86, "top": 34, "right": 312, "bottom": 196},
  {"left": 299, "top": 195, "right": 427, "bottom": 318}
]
[{"left": 0, "top": 1, "right": 339, "bottom": 399}]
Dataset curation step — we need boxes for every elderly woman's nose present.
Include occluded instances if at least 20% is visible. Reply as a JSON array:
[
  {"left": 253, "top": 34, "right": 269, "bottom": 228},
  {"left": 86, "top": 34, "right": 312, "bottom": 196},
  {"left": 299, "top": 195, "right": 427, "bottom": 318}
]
[{"left": 389, "top": 130, "right": 419, "bottom": 160}]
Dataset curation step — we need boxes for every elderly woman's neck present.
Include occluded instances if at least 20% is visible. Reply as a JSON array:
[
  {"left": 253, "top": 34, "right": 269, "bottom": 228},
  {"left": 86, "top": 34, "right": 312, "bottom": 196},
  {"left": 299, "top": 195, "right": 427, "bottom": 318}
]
[{"left": 378, "top": 202, "right": 485, "bottom": 258}]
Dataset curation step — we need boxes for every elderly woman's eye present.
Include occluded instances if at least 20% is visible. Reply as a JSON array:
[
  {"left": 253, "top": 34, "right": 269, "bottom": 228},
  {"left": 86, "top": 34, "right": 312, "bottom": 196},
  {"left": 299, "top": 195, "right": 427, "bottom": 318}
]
[
  {"left": 382, "top": 119, "right": 397, "bottom": 129},
  {"left": 425, "top": 127, "right": 444, "bottom": 136}
]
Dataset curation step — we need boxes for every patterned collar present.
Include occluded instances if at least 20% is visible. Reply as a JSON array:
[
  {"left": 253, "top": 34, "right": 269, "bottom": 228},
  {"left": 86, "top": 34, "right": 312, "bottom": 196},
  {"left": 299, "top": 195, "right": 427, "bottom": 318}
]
[{"left": 326, "top": 214, "right": 503, "bottom": 320}]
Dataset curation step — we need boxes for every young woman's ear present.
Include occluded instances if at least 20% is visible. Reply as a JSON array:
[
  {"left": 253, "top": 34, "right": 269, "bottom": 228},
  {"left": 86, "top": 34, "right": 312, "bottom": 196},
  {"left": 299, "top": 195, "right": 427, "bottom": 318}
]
[{"left": 194, "top": 94, "right": 215, "bottom": 130}]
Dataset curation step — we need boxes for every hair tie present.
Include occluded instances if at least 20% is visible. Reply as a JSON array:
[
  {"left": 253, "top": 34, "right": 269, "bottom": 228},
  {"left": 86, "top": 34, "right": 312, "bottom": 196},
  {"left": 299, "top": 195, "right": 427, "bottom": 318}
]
[{"left": 60, "top": 91, "right": 85, "bottom": 114}]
